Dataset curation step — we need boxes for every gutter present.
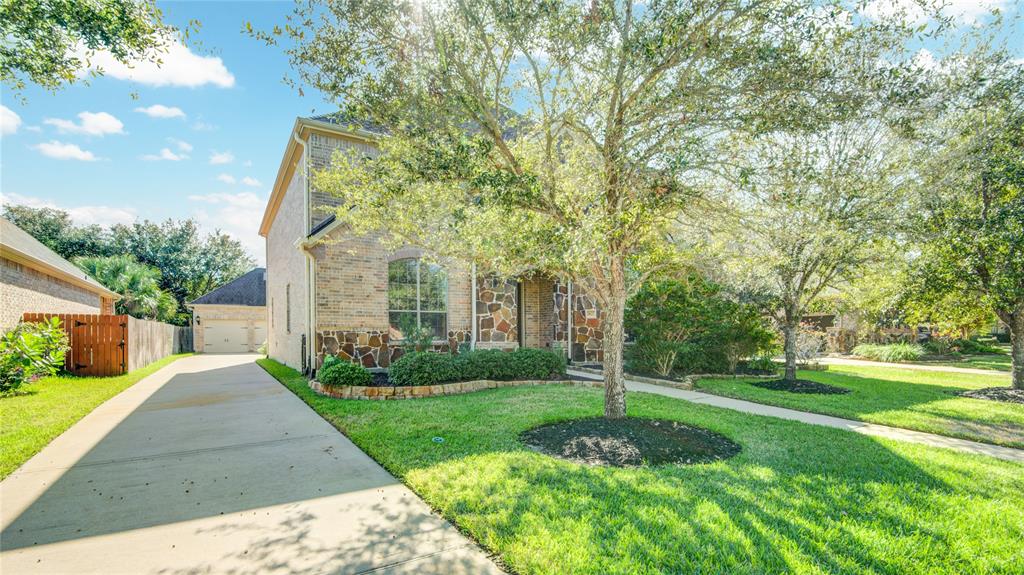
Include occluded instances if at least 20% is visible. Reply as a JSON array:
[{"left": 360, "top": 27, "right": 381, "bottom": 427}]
[
  {"left": 566, "top": 279, "right": 573, "bottom": 363},
  {"left": 292, "top": 130, "right": 317, "bottom": 374},
  {"left": 470, "top": 263, "right": 477, "bottom": 350}
]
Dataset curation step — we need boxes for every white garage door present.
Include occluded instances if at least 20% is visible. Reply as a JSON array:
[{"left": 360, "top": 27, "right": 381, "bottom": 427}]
[
  {"left": 252, "top": 322, "right": 267, "bottom": 349},
  {"left": 204, "top": 321, "right": 251, "bottom": 354}
]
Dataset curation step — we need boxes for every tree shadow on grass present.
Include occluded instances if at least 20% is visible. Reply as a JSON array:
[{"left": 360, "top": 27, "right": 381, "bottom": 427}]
[
  {"left": 323, "top": 386, "right": 1023, "bottom": 575},
  {"left": 698, "top": 370, "right": 1024, "bottom": 447}
]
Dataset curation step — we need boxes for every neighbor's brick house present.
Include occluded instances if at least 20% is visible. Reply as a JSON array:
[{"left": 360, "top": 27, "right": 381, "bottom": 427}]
[
  {"left": 259, "top": 114, "right": 604, "bottom": 373},
  {"left": 0, "top": 217, "right": 118, "bottom": 331}
]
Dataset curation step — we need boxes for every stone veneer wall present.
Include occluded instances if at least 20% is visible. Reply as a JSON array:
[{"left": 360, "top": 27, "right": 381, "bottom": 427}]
[
  {"left": 553, "top": 281, "right": 604, "bottom": 362},
  {"left": 311, "top": 377, "right": 603, "bottom": 400},
  {"left": 475, "top": 276, "right": 518, "bottom": 347},
  {"left": 315, "top": 328, "right": 472, "bottom": 368}
]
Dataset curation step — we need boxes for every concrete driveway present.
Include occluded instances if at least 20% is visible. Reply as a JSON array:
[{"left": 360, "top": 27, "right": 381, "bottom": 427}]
[{"left": 0, "top": 354, "right": 502, "bottom": 574}]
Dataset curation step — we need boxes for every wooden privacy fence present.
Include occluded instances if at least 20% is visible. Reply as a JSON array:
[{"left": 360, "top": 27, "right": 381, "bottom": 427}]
[{"left": 22, "top": 313, "right": 192, "bottom": 377}]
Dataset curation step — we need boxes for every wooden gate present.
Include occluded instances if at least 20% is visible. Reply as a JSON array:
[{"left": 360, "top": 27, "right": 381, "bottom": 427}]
[{"left": 22, "top": 313, "right": 128, "bottom": 376}]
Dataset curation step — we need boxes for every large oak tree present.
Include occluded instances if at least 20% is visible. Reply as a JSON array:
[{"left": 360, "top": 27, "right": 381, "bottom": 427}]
[{"left": 261, "top": 0, "right": 914, "bottom": 417}]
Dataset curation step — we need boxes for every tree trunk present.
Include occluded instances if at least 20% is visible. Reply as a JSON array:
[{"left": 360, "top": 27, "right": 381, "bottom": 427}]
[
  {"left": 782, "top": 322, "right": 798, "bottom": 382},
  {"left": 602, "top": 273, "right": 628, "bottom": 419},
  {"left": 1011, "top": 315, "right": 1023, "bottom": 390}
]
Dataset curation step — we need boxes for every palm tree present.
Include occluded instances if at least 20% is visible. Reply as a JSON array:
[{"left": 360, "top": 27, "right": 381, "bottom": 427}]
[{"left": 74, "top": 255, "right": 177, "bottom": 322}]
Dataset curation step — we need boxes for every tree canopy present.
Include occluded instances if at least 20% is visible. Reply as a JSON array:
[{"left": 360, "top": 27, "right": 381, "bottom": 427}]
[{"left": 262, "top": 0, "right": 916, "bottom": 417}]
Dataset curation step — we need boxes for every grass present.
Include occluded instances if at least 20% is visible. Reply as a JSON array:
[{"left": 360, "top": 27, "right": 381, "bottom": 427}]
[
  {"left": 259, "top": 358, "right": 1024, "bottom": 575},
  {"left": 0, "top": 353, "right": 191, "bottom": 479},
  {"left": 927, "top": 352, "right": 1012, "bottom": 372},
  {"left": 696, "top": 364, "right": 1024, "bottom": 448}
]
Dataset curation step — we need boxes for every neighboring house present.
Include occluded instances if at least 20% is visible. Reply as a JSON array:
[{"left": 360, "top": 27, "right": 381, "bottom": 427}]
[
  {"left": 189, "top": 268, "right": 268, "bottom": 353},
  {"left": 260, "top": 113, "right": 604, "bottom": 373},
  {"left": 0, "top": 217, "right": 118, "bottom": 331}
]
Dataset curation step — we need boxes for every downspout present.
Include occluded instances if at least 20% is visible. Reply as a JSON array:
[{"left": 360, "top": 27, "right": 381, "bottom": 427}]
[
  {"left": 566, "top": 279, "right": 573, "bottom": 364},
  {"left": 470, "top": 263, "right": 478, "bottom": 351},
  {"left": 293, "top": 129, "right": 316, "bottom": 374}
]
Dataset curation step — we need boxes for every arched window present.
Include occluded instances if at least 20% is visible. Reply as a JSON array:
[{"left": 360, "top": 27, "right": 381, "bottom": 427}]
[{"left": 388, "top": 258, "right": 447, "bottom": 339}]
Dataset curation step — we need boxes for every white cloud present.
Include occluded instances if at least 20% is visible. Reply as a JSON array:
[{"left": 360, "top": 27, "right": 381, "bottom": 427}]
[
  {"left": 191, "top": 120, "right": 217, "bottom": 132},
  {"left": 187, "top": 191, "right": 267, "bottom": 263},
  {"left": 141, "top": 147, "right": 186, "bottom": 161},
  {"left": 209, "top": 150, "right": 234, "bottom": 165},
  {"left": 911, "top": 48, "right": 939, "bottom": 71},
  {"left": 216, "top": 173, "right": 236, "bottom": 184},
  {"left": 243, "top": 160, "right": 253, "bottom": 167},
  {"left": 240, "top": 176, "right": 261, "bottom": 187},
  {"left": 81, "top": 38, "right": 235, "bottom": 88},
  {"left": 1, "top": 105, "right": 22, "bottom": 135},
  {"left": 25, "top": 125, "right": 41, "bottom": 133},
  {"left": 134, "top": 104, "right": 185, "bottom": 119},
  {"left": 32, "top": 140, "right": 98, "bottom": 161},
  {"left": 1, "top": 192, "right": 137, "bottom": 227},
  {"left": 167, "top": 137, "right": 193, "bottom": 152},
  {"left": 862, "top": 0, "right": 1010, "bottom": 26},
  {"left": 44, "top": 111, "right": 124, "bottom": 136}
]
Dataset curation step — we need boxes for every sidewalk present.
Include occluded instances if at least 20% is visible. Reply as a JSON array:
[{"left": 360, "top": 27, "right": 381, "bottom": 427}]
[
  {"left": 569, "top": 369, "right": 1024, "bottom": 463},
  {"left": 819, "top": 356, "right": 1010, "bottom": 377}
]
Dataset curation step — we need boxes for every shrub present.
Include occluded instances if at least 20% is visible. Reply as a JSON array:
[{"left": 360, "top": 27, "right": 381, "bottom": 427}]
[
  {"left": 851, "top": 343, "right": 925, "bottom": 363},
  {"left": 389, "top": 348, "right": 568, "bottom": 386},
  {"left": 389, "top": 351, "right": 460, "bottom": 386},
  {"left": 318, "top": 357, "right": 372, "bottom": 387},
  {"left": 625, "top": 277, "right": 776, "bottom": 376},
  {"left": 953, "top": 338, "right": 1003, "bottom": 355},
  {"left": 0, "top": 318, "right": 70, "bottom": 394},
  {"left": 509, "top": 348, "right": 566, "bottom": 379},
  {"left": 744, "top": 356, "right": 779, "bottom": 373}
]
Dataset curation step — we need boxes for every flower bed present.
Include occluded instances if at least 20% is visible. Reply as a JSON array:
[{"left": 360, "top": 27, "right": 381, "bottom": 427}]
[{"left": 311, "top": 377, "right": 603, "bottom": 400}]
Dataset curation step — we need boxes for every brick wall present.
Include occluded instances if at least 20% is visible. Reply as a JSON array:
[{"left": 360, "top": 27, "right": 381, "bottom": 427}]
[
  {"left": 307, "top": 132, "right": 378, "bottom": 230},
  {"left": 266, "top": 159, "right": 308, "bottom": 370},
  {"left": 0, "top": 256, "right": 101, "bottom": 331}
]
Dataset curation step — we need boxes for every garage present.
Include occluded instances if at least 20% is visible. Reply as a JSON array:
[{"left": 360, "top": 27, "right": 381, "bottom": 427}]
[{"left": 188, "top": 268, "right": 268, "bottom": 354}]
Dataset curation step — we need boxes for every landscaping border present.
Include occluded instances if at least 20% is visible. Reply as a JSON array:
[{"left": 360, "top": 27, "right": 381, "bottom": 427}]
[
  {"left": 310, "top": 377, "right": 604, "bottom": 400},
  {"left": 570, "top": 366, "right": 777, "bottom": 390}
]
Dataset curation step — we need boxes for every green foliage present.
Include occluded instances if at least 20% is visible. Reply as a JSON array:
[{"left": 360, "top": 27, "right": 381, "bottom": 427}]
[
  {"left": 625, "top": 278, "right": 776, "bottom": 376},
  {"left": 388, "top": 351, "right": 461, "bottom": 387},
  {"left": 4, "top": 205, "right": 254, "bottom": 325},
  {"left": 395, "top": 315, "right": 436, "bottom": 352},
  {"left": 851, "top": 343, "right": 925, "bottom": 363},
  {"left": 318, "top": 357, "right": 372, "bottom": 387},
  {"left": 0, "top": 0, "right": 172, "bottom": 95},
  {"left": 389, "top": 348, "right": 567, "bottom": 386},
  {"left": 0, "top": 318, "right": 69, "bottom": 394},
  {"left": 73, "top": 255, "right": 178, "bottom": 323}
]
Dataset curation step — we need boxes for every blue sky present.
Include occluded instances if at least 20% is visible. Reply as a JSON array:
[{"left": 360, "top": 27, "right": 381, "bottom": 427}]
[{"left": 0, "top": 1, "right": 1021, "bottom": 265}]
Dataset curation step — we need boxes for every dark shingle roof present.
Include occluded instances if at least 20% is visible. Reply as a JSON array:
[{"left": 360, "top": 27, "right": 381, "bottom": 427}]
[
  {"left": 0, "top": 217, "right": 118, "bottom": 297},
  {"left": 190, "top": 268, "right": 266, "bottom": 307},
  {"left": 308, "top": 112, "right": 388, "bottom": 135}
]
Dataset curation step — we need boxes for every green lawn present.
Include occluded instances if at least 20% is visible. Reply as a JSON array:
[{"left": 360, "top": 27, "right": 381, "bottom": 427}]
[
  {"left": 927, "top": 352, "right": 1012, "bottom": 372},
  {"left": 0, "top": 354, "right": 191, "bottom": 479},
  {"left": 260, "top": 358, "right": 1024, "bottom": 575},
  {"left": 696, "top": 364, "right": 1024, "bottom": 448}
]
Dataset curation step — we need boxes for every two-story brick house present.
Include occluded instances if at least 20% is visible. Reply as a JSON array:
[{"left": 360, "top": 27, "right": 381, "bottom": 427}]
[{"left": 259, "top": 113, "right": 603, "bottom": 373}]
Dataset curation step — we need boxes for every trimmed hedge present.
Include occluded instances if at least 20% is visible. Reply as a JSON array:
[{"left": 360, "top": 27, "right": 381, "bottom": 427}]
[
  {"left": 389, "top": 348, "right": 567, "bottom": 387},
  {"left": 318, "top": 355, "right": 372, "bottom": 387}
]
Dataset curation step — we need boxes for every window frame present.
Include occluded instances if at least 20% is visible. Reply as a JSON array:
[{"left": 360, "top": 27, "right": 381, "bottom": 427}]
[{"left": 388, "top": 258, "right": 447, "bottom": 340}]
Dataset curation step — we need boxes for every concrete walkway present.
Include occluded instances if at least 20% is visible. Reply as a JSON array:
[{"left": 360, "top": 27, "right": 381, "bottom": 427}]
[
  {"left": 1, "top": 354, "right": 502, "bottom": 575},
  {"left": 819, "top": 356, "right": 1010, "bottom": 377},
  {"left": 569, "top": 370, "right": 1024, "bottom": 463}
]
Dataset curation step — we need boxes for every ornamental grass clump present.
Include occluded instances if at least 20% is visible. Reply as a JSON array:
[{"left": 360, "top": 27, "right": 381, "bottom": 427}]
[{"left": 851, "top": 343, "right": 925, "bottom": 363}]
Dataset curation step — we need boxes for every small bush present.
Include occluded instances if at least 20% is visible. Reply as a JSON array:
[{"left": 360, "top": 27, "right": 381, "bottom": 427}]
[
  {"left": 389, "top": 351, "right": 460, "bottom": 386},
  {"left": 953, "top": 338, "right": 1003, "bottom": 355},
  {"left": 744, "top": 356, "right": 779, "bottom": 373},
  {"left": 851, "top": 343, "right": 925, "bottom": 363},
  {"left": 389, "top": 348, "right": 568, "bottom": 386},
  {"left": 318, "top": 357, "right": 372, "bottom": 387},
  {"left": 0, "top": 318, "right": 70, "bottom": 394}
]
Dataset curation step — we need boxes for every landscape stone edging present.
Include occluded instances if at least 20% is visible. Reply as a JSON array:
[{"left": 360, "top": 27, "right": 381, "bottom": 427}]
[
  {"left": 571, "top": 366, "right": 778, "bottom": 391},
  {"left": 310, "top": 377, "right": 604, "bottom": 400}
]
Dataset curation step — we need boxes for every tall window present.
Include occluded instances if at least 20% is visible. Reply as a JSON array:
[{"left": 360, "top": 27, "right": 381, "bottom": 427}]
[{"left": 388, "top": 258, "right": 447, "bottom": 339}]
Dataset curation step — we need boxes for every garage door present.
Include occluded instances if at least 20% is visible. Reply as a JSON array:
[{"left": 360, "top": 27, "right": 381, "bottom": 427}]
[
  {"left": 252, "top": 322, "right": 267, "bottom": 349},
  {"left": 203, "top": 321, "right": 250, "bottom": 354}
]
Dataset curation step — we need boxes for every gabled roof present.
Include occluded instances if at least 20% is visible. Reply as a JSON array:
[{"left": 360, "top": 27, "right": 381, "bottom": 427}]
[
  {"left": 190, "top": 268, "right": 267, "bottom": 307},
  {"left": 0, "top": 217, "right": 119, "bottom": 299}
]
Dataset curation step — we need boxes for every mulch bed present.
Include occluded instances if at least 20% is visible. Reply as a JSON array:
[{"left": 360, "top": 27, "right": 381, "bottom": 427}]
[
  {"left": 367, "top": 371, "right": 598, "bottom": 387},
  {"left": 959, "top": 387, "right": 1024, "bottom": 405},
  {"left": 520, "top": 417, "right": 741, "bottom": 467},
  {"left": 750, "top": 379, "right": 850, "bottom": 395}
]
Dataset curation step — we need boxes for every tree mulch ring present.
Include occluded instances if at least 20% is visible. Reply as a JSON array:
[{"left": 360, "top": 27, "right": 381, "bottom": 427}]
[
  {"left": 750, "top": 379, "right": 850, "bottom": 395},
  {"left": 959, "top": 387, "right": 1024, "bottom": 405},
  {"left": 520, "top": 417, "right": 741, "bottom": 467}
]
